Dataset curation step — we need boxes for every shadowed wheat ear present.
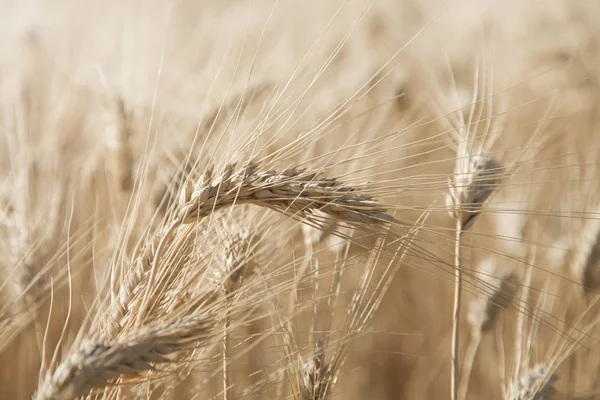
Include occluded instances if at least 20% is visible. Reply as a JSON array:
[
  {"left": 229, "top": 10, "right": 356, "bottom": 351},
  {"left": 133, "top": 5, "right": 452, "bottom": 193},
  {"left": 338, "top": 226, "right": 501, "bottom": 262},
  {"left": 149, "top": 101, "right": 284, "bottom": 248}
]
[
  {"left": 575, "top": 215, "right": 600, "bottom": 292},
  {"left": 505, "top": 364, "right": 558, "bottom": 400},
  {"left": 447, "top": 152, "right": 504, "bottom": 400},
  {"left": 213, "top": 228, "right": 258, "bottom": 295},
  {"left": 441, "top": 59, "right": 509, "bottom": 399}
]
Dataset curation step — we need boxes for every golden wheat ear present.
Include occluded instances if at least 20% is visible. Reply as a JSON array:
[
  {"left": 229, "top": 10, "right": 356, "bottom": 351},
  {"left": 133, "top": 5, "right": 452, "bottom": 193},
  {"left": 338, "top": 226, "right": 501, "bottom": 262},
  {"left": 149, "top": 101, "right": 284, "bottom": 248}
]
[{"left": 177, "top": 162, "right": 397, "bottom": 227}]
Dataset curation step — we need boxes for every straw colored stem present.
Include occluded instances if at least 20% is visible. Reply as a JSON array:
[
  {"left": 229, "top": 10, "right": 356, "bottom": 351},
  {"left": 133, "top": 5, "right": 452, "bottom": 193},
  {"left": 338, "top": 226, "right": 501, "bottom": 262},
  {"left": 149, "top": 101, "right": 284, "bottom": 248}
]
[{"left": 451, "top": 219, "right": 463, "bottom": 400}]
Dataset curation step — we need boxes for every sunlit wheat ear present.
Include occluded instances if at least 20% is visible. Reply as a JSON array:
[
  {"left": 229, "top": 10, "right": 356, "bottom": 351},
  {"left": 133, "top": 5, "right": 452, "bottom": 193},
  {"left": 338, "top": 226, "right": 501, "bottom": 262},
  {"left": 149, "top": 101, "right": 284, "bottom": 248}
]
[
  {"left": 447, "top": 155, "right": 503, "bottom": 230},
  {"left": 35, "top": 314, "right": 217, "bottom": 400},
  {"left": 299, "top": 341, "right": 334, "bottom": 400},
  {"left": 177, "top": 161, "right": 396, "bottom": 228},
  {"left": 105, "top": 95, "right": 133, "bottom": 193},
  {"left": 506, "top": 364, "right": 558, "bottom": 400}
]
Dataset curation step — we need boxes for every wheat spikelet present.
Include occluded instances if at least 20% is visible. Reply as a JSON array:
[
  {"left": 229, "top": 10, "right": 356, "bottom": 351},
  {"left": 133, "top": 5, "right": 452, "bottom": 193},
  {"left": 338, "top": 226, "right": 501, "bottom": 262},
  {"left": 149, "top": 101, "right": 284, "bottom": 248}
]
[{"left": 108, "top": 221, "right": 187, "bottom": 337}]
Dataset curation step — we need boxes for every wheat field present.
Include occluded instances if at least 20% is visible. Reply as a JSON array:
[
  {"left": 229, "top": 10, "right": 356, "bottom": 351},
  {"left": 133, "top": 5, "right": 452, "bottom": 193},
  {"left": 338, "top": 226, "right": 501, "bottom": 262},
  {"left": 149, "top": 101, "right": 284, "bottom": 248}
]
[{"left": 1, "top": 0, "right": 600, "bottom": 399}]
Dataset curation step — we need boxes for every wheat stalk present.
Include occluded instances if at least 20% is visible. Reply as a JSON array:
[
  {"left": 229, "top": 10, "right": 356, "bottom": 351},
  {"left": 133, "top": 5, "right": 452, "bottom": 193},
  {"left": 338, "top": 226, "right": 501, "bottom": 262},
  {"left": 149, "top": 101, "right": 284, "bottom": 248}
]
[
  {"left": 460, "top": 263, "right": 519, "bottom": 400},
  {"left": 213, "top": 227, "right": 259, "bottom": 400},
  {"left": 447, "top": 153, "right": 503, "bottom": 399}
]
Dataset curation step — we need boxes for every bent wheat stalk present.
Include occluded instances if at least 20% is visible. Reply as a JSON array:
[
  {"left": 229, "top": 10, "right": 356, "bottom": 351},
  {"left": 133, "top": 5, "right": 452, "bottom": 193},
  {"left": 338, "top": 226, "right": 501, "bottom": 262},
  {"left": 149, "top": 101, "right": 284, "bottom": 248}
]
[
  {"left": 113, "top": 161, "right": 395, "bottom": 335},
  {"left": 38, "top": 161, "right": 395, "bottom": 400}
]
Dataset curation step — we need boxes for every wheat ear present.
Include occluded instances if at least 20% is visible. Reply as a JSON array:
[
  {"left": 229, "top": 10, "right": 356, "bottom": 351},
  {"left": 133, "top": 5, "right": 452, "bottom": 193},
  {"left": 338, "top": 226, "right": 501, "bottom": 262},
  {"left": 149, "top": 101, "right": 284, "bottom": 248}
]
[
  {"left": 506, "top": 364, "right": 558, "bottom": 400},
  {"left": 177, "top": 162, "right": 396, "bottom": 227},
  {"left": 35, "top": 314, "right": 216, "bottom": 400},
  {"left": 299, "top": 341, "right": 334, "bottom": 400},
  {"left": 112, "top": 161, "right": 393, "bottom": 336}
]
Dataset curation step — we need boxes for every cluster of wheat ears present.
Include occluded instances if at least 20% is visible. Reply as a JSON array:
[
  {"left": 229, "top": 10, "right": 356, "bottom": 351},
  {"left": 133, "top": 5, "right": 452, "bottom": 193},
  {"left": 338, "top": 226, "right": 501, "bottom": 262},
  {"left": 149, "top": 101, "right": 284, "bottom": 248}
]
[{"left": 2, "top": 0, "right": 600, "bottom": 399}]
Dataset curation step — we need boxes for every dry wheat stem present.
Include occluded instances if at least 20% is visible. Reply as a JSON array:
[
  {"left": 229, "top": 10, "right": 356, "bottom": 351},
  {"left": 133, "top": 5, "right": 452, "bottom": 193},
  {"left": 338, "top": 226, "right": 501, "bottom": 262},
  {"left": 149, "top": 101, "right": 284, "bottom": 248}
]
[
  {"left": 222, "top": 313, "right": 230, "bottom": 400},
  {"left": 447, "top": 152, "right": 503, "bottom": 400},
  {"left": 451, "top": 219, "right": 462, "bottom": 400},
  {"left": 216, "top": 229, "right": 258, "bottom": 400},
  {"left": 35, "top": 314, "right": 215, "bottom": 400}
]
